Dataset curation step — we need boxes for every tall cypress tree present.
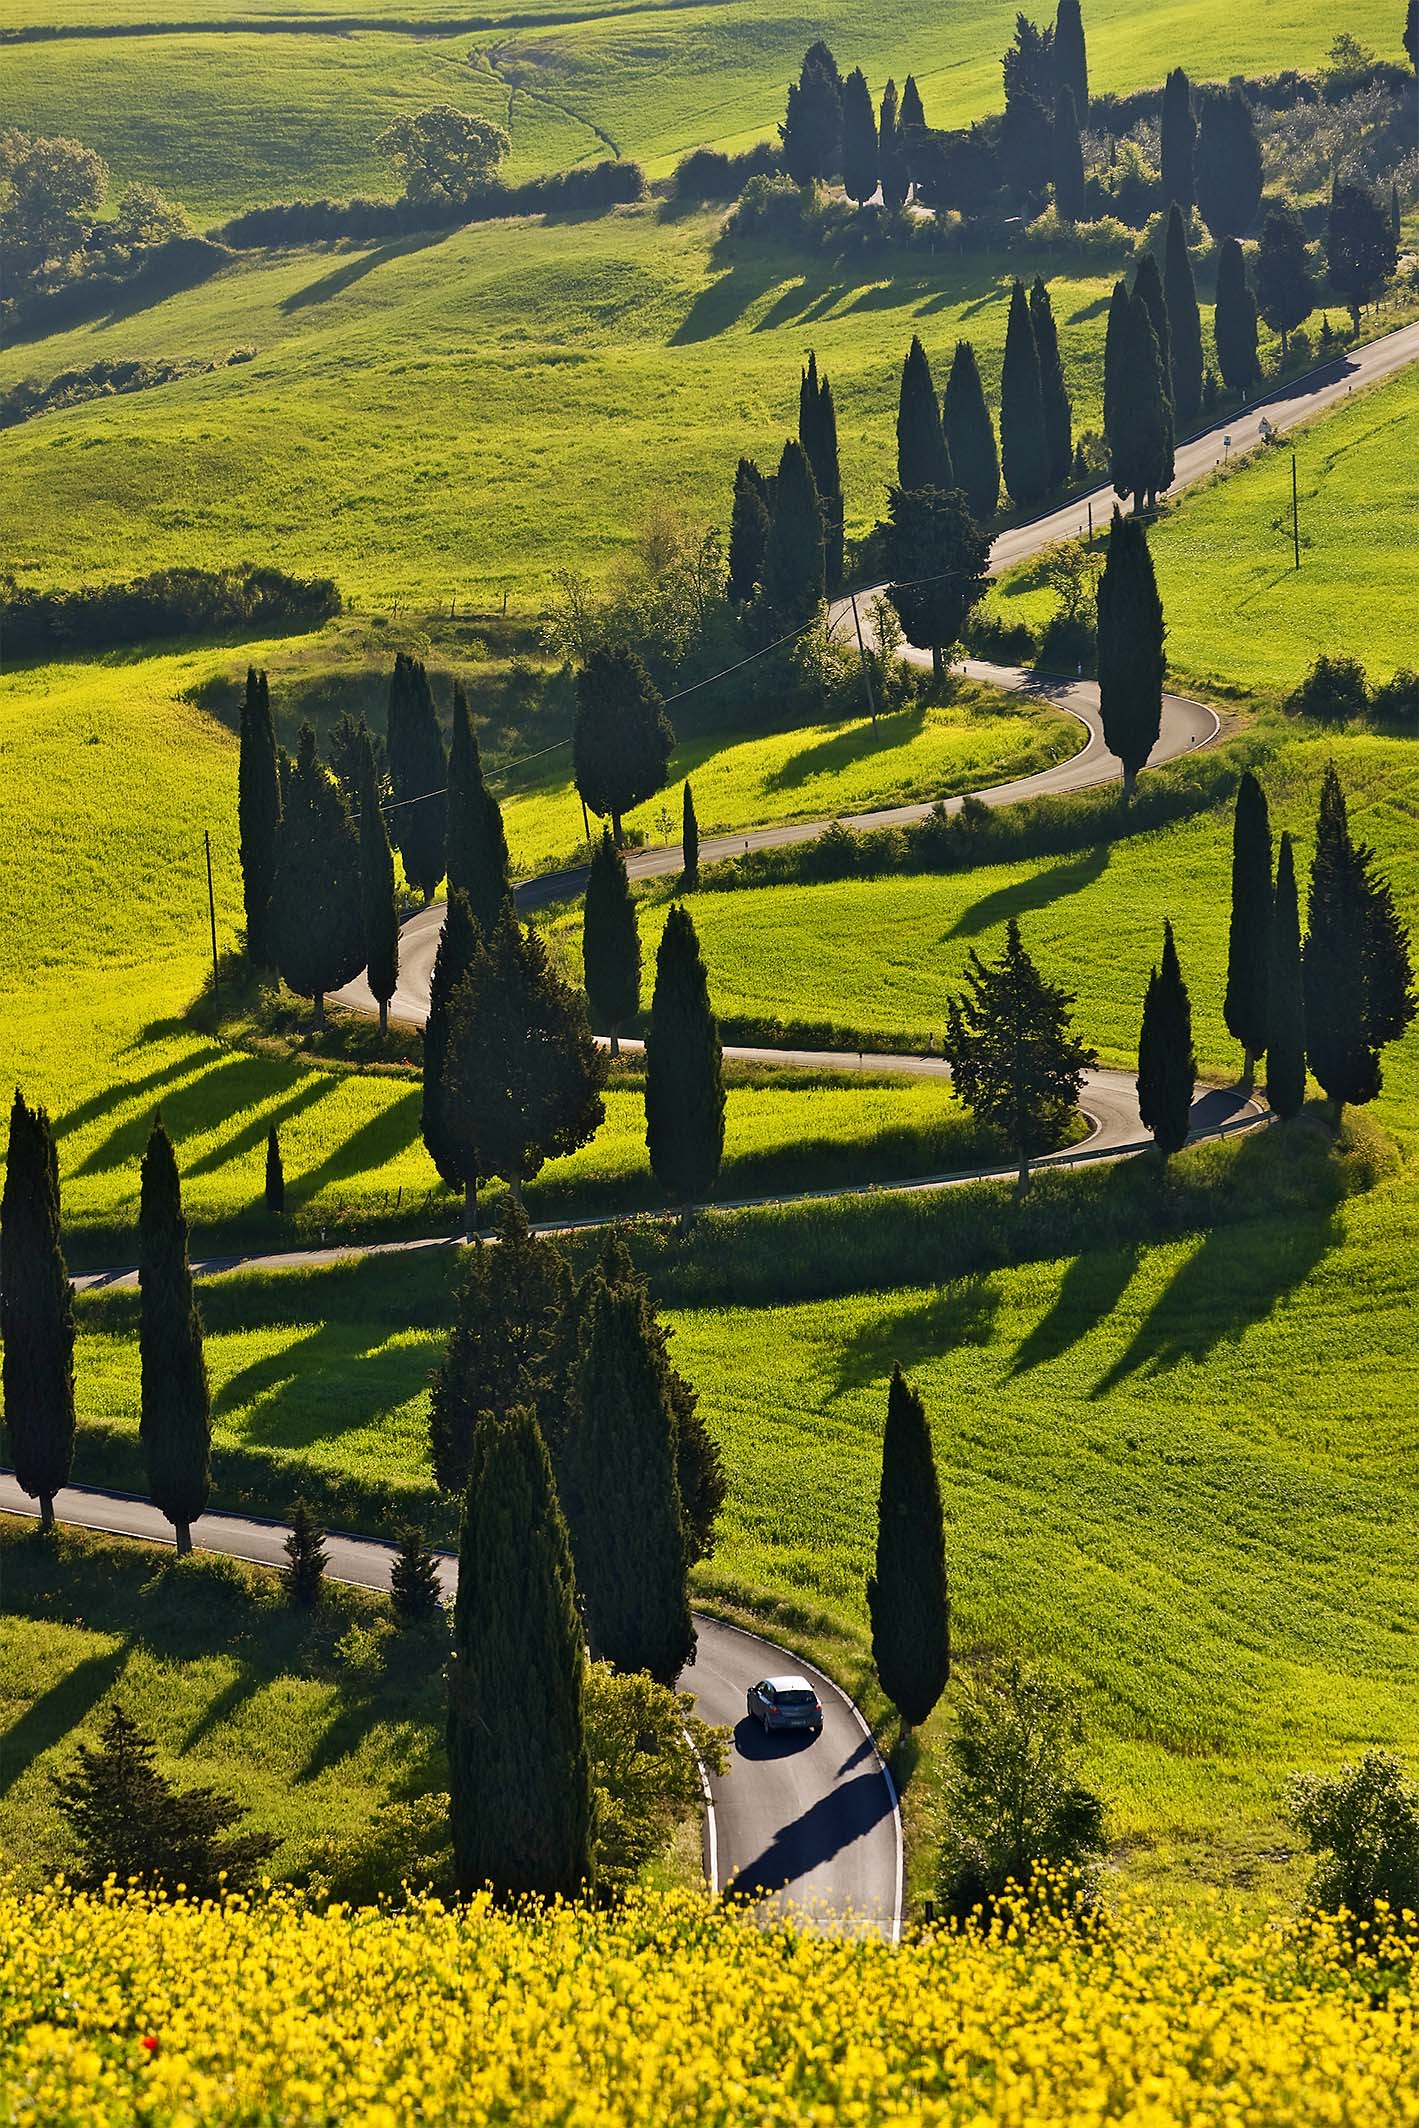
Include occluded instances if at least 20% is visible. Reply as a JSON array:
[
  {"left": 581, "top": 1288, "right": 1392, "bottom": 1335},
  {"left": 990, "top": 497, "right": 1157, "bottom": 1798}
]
[
  {"left": 446, "top": 684, "right": 510, "bottom": 936},
  {"left": 1214, "top": 236, "right": 1261, "bottom": 390},
  {"left": 1163, "top": 202, "right": 1204, "bottom": 426},
  {"left": 1096, "top": 509, "right": 1165, "bottom": 799},
  {"left": 899, "top": 74, "right": 926, "bottom": 132},
  {"left": 942, "top": 339, "right": 1000, "bottom": 521},
  {"left": 1257, "top": 199, "right": 1315, "bottom": 356},
  {"left": 573, "top": 648, "right": 675, "bottom": 846},
  {"left": 1195, "top": 86, "right": 1263, "bottom": 241},
  {"left": 866, "top": 1366, "right": 949, "bottom": 1729},
  {"left": 1160, "top": 66, "right": 1195, "bottom": 212},
  {"left": 447, "top": 1403, "right": 592, "bottom": 1902},
  {"left": 681, "top": 780, "right": 699, "bottom": 886},
  {"left": 1109, "top": 292, "right": 1172, "bottom": 509},
  {"left": 1, "top": 1090, "right": 74, "bottom": 1531},
  {"left": 760, "top": 438, "right": 825, "bottom": 630},
  {"left": 421, "top": 888, "right": 482, "bottom": 1233},
  {"left": 896, "top": 335, "right": 953, "bottom": 493},
  {"left": 1303, "top": 765, "right": 1416, "bottom": 1118},
  {"left": 1029, "top": 276, "right": 1072, "bottom": 491},
  {"left": 1131, "top": 249, "right": 1175, "bottom": 476},
  {"left": 582, "top": 829, "right": 640, "bottom": 1059},
  {"left": 999, "top": 278, "right": 1049, "bottom": 507},
  {"left": 1266, "top": 831, "right": 1307, "bottom": 1121},
  {"left": 356, "top": 728, "right": 399, "bottom": 1039},
  {"left": 882, "top": 485, "right": 990, "bottom": 681},
  {"left": 1053, "top": 0, "right": 1088, "bottom": 119},
  {"left": 800, "top": 354, "right": 844, "bottom": 593},
  {"left": 645, "top": 903, "right": 725, "bottom": 1226},
  {"left": 879, "top": 76, "right": 908, "bottom": 209},
  {"left": 1102, "top": 276, "right": 1129, "bottom": 457},
  {"left": 264, "top": 1123, "right": 284, "bottom": 1214},
  {"left": 727, "top": 457, "right": 771, "bottom": 604},
  {"left": 138, "top": 1117, "right": 210, "bottom": 1556},
  {"left": 386, "top": 655, "right": 447, "bottom": 905},
  {"left": 237, "top": 666, "right": 280, "bottom": 970},
  {"left": 1223, "top": 770, "right": 1273, "bottom": 1088},
  {"left": 840, "top": 66, "right": 879, "bottom": 205},
  {"left": 1137, "top": 921, "right": 1197, "bottom": 1157},
  {"left": 1052, "top": 85, "right": 1086, "bottom": 222},
  {"left": 779, "top": 41, "right": 843, "bottom": 185},
  {"left": 270, "top": 725, "right": 364, "bottom": 1025}
]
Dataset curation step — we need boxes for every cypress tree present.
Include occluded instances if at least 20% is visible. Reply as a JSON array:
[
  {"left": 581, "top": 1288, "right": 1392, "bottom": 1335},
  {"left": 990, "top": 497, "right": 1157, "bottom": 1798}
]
[
  {"left": 1163, "top": 202, "right": 1205, "bottom": 426},
  {"left": 1137, "top": 921, "right": 1197, "bottom": 1158},
  {"left": 1266, "top": 831, "right": 1307, "bottom": 1121},
  {"left": 357, "top": 726, "right": 399, "bottom": 1038},
  {"left": 1109, "top": 292, "right": 1172, "bottom": 509},
  {"left": 645, "top": 903, "right": 725, "bottom": 1226},
  {"left": 779, "top": 41, "right": 843, "bottom": 185},
  {"left": 1102, "top": 276, "right": 1129, "bottom": 454},
  {"left": 138, "top": 1116, "right": 210, "bottom": 1556},
  {"left": 446, "top": 683, "right": 510, "bottom": 936},
  {"left": 881, "top": 485, "right": 990, "bottom": 682},
  {"left": 840, "top": 66, "right": 879, "bottom": 205},
  {"left": 1257, "top": 198, "right": 1315, "bottom": 357},
  {"left": 0, "top": 1090, "right": 74, "bottom": 1532},
  {"left": 866, "top": 1366, "right": 950, "bottom": 1730},
  {"left": 681, "top": 780, "right": 699, "bottom": 885},
  {"left": 896, "top": 335, "right": 953, "bottom": 493},
  {"left": 1053, "top": 0, "right": 1088, "bottom": 120},
  {"left": 760, "top": 438, "right": 825, "bottom": 630},
  {"left": 237, "top": 665, "right": 280, "bottom": 969},
  {"left": 800, "top": 354, "right": 844, "bottom": 593},
  {"left": 942, "top": 339, "right": 1000, "bottom": 521},
  {"left": 999, "top": 278, "right": 1050, "bottom": 508},
  {"left": 1029, "top": 276, "right": 1072, "bottom": 490},
  {"left": 1160, "top": 66, "right": 1195, "bottom": 212},
  {"left": 284, "top": 1498, "right": 327, "bottom": 1605},
  {"left": 727, "top": 457, "right": 772, "bottom": 604},
  {"left": 1052, "top": 84, "right": 1086, "bottom": 222},
  {"left": 269, "top": 725, "right": 364, "bottom": 1025},
  {"left": 447, "top": 1403, "right": 592, "bottom": 1902},
  {"left": 1096, "top": 509, "right": 1165, "bottom": 799},
  {"left": 1131, "top": 249, "right": 1175, "bottom": 475},
  {"left": 582, "top": 828, "right": 640, "bottom": 1058},
  {"left": 1223, "top": 770, "right": 1273, "bottom": 1088},
  {"left": 573, "top": 647, "right": 675, "bottom": 845},
  {"left": 264, "top": 1123, "right": 284, "bottom": 1215},
  {"left": 386, "top": 655, "right": 447, "bottom": 905},
  {"left": 899, "top": 74, "right": 926, "bottom": 132},
  {"left": 390, "top": 1525, "right": 443, "bottom": 1624},
  {"left": 879, "top": 76, "right": 908, "bottom": 209},
  {"left": 1214, "top": 236, "right": 1261, "bottom": 391},
  {"left": 1303, "top": 764, "right": 1416, "bottom": 1118},
  {"left": 421, "top": 887, "right": 482, "bottom": 1233},
  {"left": 1195, "top": 86, "right": 1262, "bottom": 241}
]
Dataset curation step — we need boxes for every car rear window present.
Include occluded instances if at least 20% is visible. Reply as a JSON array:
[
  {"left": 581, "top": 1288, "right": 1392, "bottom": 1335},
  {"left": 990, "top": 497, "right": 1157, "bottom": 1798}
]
[{"left": 779, "top": 1690, "right": 817, "bottom": 1707}]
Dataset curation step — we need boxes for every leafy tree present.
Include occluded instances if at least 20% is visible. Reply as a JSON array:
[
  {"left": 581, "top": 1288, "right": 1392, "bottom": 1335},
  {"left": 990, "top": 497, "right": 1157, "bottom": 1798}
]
[
  {"left": 385, "top": 654, "right": 447, "bottom": 904},
  {"left": 1195, "top": 86, "right": 1262, "bottom": 240},
  {"left": 0, "top": 129, "right": 108, "bottom": 292},
  {"left": 1163, "top": 202, "right": 1204, "bottom": 426},
  {"left": 285, "top": 1497, "right": 328, "bottom": 1606},
  {"left": 390, "top": 1525, "right": 444, "bottom": 1626},
  {"left": 867, "top": 1366, "right": 950, "bottom": 1729},
  {"left": 52, "top": 1704, "right": 275, "bottom": 1896},
  {"left": 727, "top": 457, "right": 772, "bottom": 604},
  {"left": 682, "top": 780, "right": 699, "bottom": 886},
  {"left": 760, "top": 437, "right": 825, "bottom": 630},
  {"left": 376, "top": 105, "right": 509, "bottom": 202},
  {"left": 1107, "top": 292, "right": 1172, "bottom": 509},
  {"left": 1257, "top": 199, "right": 1315, "bottom": 355},
  {"left": 1326, "top": 177, "right": 1397, "bottom": 333},
  {"left": 942, "top": 339, "right": 1000, "bottom": 521},
  {"left": 446, "top": 683, "right": 510, "bottom": 936},
  {"left": 1096, "top": 509, "right": 1166, "bottom": 798},
  {"left": 942, "top": 916, "right": 1097, "bottom": 1187},
  {"left": 138, "top": 1117, "right": 210, "bottom": 1556},
  {"left": 840, "top": 67, "right": 879, "bottom": 204},
  {"left": 573, "top": 646, "right": 674, "bottom": 844},
  {"left": 799, "top": 351, "right": 844, "bottom": 592},
  {"left": 1002, "top": 12, "right": 1055, "bottom": 106},
  {"left": 421, "top": 889, "right": 483, "bottom": 1233},
  {"left": 1000, "top": 279, "right": 1049, "bottom": 507},
  {"left": 896, "top": 335, "right": 953, "bottom": 494},
  {"left": 1052, "top": 85, "right": 1086, "bottom": 222},
  {"left": 1287, "top": 1749, "right": 1419, "bottom": 1926},
  {"left": 0, "top": 1090, "right": 74, "bottom": 1532},
  {"left": 881, "top": 485, "right": 990, "bottom": 682},
  {"left": 780, "top": 42, "right": 843, "bottom": 184},
  {"left": 645, "top": 903, "right": 724, "bottom": 1224},
  {"left": 447, "top": 1404, "right": 592, "bottom": 1901},
  {"left": 356, "top": 726, "right": 399, "bottom": 1039},
  {"left": 238, "top": 665, "right": 280, "bottom": 968},
  {"left": 1159, "top": 67, "right": 1195, "bottom": 212},
  {"left": 1029, "top": 276, "right": 1072, "bottom": 490},
  {"left": 1283, "top": 654, "right": 1371, "bottom": 724},
  {"left": 1303, "top": 764, "right": 1416, "bottom": 1117},
  {"left": 270, "top": 726, "right": 364, "bottom": 1023},
  {"left": 583, "top": 829, "right": 640, "bottom": 1057},
  {"left": 1266, "top": 831, "right": 1307, "bottom": 1120},
  {"left": 878, "top": 77, "right": 909, "bottom": 209},
  {"left": 899, "top": 74, "right": 927, "bottom": 132},
  {"left": 1053, "top": 0, "right": 1088, "bottom": 119},
  {"left": 1224, "top": 770, "right": 1273, "bottom": 1087},
  {"left": 105, "top": 181, "right": 191, "bottom": 259},
  {"left": 1214, "top": 236, "right": 1262, "bottom": 391},
  {"left": 1137, "top": 920, "right": 1197, "bottom": 1157},
  {"left": 584, "top": 1663, "right": 727, "bottom": 1896},
  {"left": 264, "top": 1124, "right": 284, "bottom": 1215}
]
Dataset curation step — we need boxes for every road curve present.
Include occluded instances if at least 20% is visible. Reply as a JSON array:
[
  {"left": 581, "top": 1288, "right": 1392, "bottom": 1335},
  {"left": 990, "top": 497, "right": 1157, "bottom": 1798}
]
[{"left": 0, "top": 1475, "right": 900, "bottom": 1939}]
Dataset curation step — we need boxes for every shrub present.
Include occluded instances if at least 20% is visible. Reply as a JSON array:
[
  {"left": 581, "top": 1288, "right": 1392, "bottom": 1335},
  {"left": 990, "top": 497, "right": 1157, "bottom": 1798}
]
[
  {"left": 1286, "top": 1749, "right": 1419, "bottom": 1924},
  {"left": 1370, "top": 668, "right": 1419, "bottom": 727},
  {"left": 1035, "top": 609, "right": 1097, "bottom": 674},
  {"left": 213, "top": 161, "right": 646, "bottom": 249},
  {"left": 0, "top": 348, "right": 254, "bottom": 430},
  {"left": 722, "top": 174, "right": 820, "bottom": 242},
  {"left": 1282, "top": 654, "right": 1371, "bottom": 723},
  {"left": 962, "top": 609, "right": 1037, "bottom": 663},
  {"left": 672, "top": 143, "right": 780, "bottom": 200},
  {"left": 1015, "top": 205, "right": 1134, "bottom": 259},
  {"left": 0, "top": 563, "right": 341, "bottom": 658}
]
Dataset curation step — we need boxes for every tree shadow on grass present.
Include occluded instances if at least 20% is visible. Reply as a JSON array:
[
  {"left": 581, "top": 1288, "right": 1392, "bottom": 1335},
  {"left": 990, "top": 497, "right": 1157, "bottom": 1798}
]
[
  {"left": 1008, "top": 1241, "right": 1144, "bottom": 1377},
  {"left": 53, "top": 1026, "right": 214, "bottom": 1144},
  {"left": 0, "top": 1641, "right": 131, "bottom": 1797},
  {"left": 296, "top": 1639, "right": 446, "bottom": 1788},
  {"left": 278, "top": 231, "right": 448, "bottom": 314},
  {"left": 669, "top": 254, "right": 792, "bottom": 344},
  {"left": 1067, "top": 292, "right": 1113, "bottom": 325},
  {"left": 828, "top": 1276, "right": 1002, "bottom": 1397},
  {"left": 71, "top": 1051, "right": 308, "bottom": 1181},
  {"left": 289, "top": 1083, "right": 422, "bottom": 1206},
  {"left": 180, "top": 1074, "right": 339, "bottom": 1183},
  {"left": 213, "top": 1315, "right": 431, "bottom": 1453},
  {"left": 762, "top": 704, "right": 929, "bottom": 798},
  {"left": 943, "top": 841, "right": 1110, "bottom": 941}
]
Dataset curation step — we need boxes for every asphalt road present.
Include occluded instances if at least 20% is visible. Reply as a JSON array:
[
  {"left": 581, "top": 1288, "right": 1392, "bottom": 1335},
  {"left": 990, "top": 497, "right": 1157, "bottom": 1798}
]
[{"left": 0, "top": 1476, "right": 900, "bottom": 1939}]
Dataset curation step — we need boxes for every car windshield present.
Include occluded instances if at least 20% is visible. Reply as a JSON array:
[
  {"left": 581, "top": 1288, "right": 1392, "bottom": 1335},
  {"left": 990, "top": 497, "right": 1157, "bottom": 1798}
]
[{"left": 778, "top": 1690, "right": 816, "bottom": 1707}]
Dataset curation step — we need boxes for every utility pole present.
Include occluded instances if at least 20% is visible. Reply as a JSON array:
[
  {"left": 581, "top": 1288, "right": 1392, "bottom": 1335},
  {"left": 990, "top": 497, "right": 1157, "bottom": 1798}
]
[
  {"left": 204, "top": 830, "right": 221, "bottom": 1010},
  {"left": 849, "top": 592, "right": 877, "bottom": 724},
  {"left": 1291, "top": 450, "right": 1300, "bottom": 570}
]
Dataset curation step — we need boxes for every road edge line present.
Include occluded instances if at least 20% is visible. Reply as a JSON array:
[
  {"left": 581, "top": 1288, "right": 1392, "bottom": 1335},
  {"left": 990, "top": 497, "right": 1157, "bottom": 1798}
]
[{"left": 682, "top": 1723, "right": 719, "bottom": 1896}]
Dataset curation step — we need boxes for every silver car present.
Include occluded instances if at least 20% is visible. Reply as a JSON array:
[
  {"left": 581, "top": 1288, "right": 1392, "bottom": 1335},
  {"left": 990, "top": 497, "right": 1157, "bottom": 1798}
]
[{"left": 747, "top": 1674, "right": 823, "bottom": 1736}]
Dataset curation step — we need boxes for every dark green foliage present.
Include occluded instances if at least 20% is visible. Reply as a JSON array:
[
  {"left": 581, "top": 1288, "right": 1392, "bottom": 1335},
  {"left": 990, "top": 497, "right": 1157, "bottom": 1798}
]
[
  {"left": 760, "top": 437, "right": 825, "bottom": 630},
  {"left": 420, "top": 889, "right": 482, "bottom": 1214},
  {"left": 1287, "top": 1750, "right": 1419, "bottom": 1926},
  {"left": 780, "top": 41, "right": 843, "bottom": 185},
  {"left": 727, "top": 457, "right": 771, "bottom": 604},
  {"left": 447, "top": 1404, "right": 592, "bottom": 1901},
  {"left": 1029, "top": 276, "right": 1072, "bottom": 489},
  {"left": 942, "top": 916, "right": 1097, "bottom": 1187},
  {"left": 999, "top": 279, "right": 1049, "bottom": 507},
  {"left": 1053, "top": 0, "right": 1088, "bottom": 119},
  {"left": 1130, "top": 249, "right": 1175, "bottom": 475},
  {"left": 882, "top": 485, "right": 991, "bottom": 682},
  {"left": 356, "top": 726, "right": 399, "bottom": 1037},
  {"left": 942, "top": 340, "right": 1000, "bottom": 521},
  {"left": 1101, "top": 276, "right": 1129, "bottom": 449},
  {"left": 327, "top": 707, "right": 381, "bottom": 811},
  {"left": 269, "top": 725, "right": 364, "bottom": 1022},
  {"left": 1160, "top": 67, "right": 1195, "bottom": 212},
  {"left": 645, "top": 903, "right": 725, "bottom": 1218},
  {"left": 1283, "top": 655, "right": 1371, "bottom": 724},
  {"left": 1108, "top": 292, "right": 1172, "bottom": 509},
  {"left": 264, "top": 1124, "right": 284, "bottom": 1216},
  {"left": 900, "top": 74, "right": 926, "bottom": 132},
  {"left": 1303, "top": 764, "right": 1416, "bottom": 1113},
  {"left": 284, "top": 1497, "right": 328, "bottom": 1605},
  {"left": 1052, "top": 85, "right": 1086, "bottom": 222},
  {"left": 866, "top": 1366, "right": 950, "bottom": 1729},
  {"left": 385, "top": 653, "right": 447, "bottom": 904},
  {"left": 237, "top": 665, "right": 280, "bottom": 968},
  {"left": 1214, "top": 236, "right": 1261, "bottom": 390},
  {"left": 1000, "top": 89, "right": 1054, "bottom": 206},
  {"left": 573, "top": 647, "right": 674, "bottom": 843},
  {"left": 1326, "top": 177, "right": 1397, "bottom": 331},
  {"left": 1195, "top": 87, "right": 1262, "bottom": 240},
  {"left": 1096, "top": 510, "right": 1166, "bottom": 798},
  {"left": 138, "top": 1117, "right": 210, "bottom": 1553},
  {"left": 390, "top": 1525, "right": 444, "bottom": 1625},
  {"left": 0, "top": 1090, "right": 74, "bottom": 1530},
  {"left": 1407, "top": 0, "right": 1418, "bottom": 69},
  {"left": 799, "top": 352, "right": 844, "bottom": 592},
  {"left": 896, "top": 335, "right": 953, "bottom": 494},
  {"left": 446, "top": 683, "right": 510, "bottom": 936},
  {"left": 681, "top": 781, "right": 699, "bottom": 885},
  {"left": 1257, "top": 199, "right": 1315, "bottom": 353},
  {"left": 1137, "top": 921, "right": 1197, "bottom": 1158},
  {"left": 1163, "top": 203, "right": 1204, "bottom": 425},
  {"left": 51, "top": 1704, "right": 275, "bottom": 1896},
  {"left": 879, "top": 77, "right": 908, "bottom": 210},
  {"left": 582, "top": 828, "right": 641, "bottom": 1055},
  {"left": 1224, "top": 771, "right": 1273, "bottom": 1081},
  {"left": 840, "top": 67, "right": 879, "bottom": 204},
  {"left": 1266, "top": 831, "right": 1307, "bottom": 1120},
  {"left": 1002, "top": 12, "right": 1055, "bottom": 106}
]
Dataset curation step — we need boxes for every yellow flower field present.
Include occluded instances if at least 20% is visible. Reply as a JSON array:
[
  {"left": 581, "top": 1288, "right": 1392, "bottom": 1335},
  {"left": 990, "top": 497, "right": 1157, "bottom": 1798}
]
[{"left": 5, "top": 1887, "right": 1419, "bottom": 2127}]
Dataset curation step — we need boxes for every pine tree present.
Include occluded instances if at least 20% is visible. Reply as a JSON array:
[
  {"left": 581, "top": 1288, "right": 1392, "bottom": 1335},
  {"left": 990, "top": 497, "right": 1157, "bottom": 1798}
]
[
  {"left": 1163, "top": 202, "right": 1204, "bottom": 425},
  {"left": 896, "top": 335, "right": 953, "bottom": 493},
  {"left": 866, "top": 1366, "right": 950, "bottom": 1729},
  {"left": 138, "top": 1117, "right": 210, "bottom": 1555},
  {"left": 1131, "top": 249, "right": 1175, "bottom": 475},
  {"left": 1160, "top": 67, "right": 1195, "bottom": 212},
  {"left": 284, "top": 1497, "right": 328, "bottom": 1605},
  {"left": 779, "top": 42, "right": 843, "bottom": 185},
  {"left": 1096, "top": 510, "right": 1165, "bottom": 799},
  {"left": 269, "top": 725, "right": 364, "bottom": 1024},
  {"left": 879, "top": 76, "right": 908, "bottom": 209},
  {"left": 1195, "top": 86, "right": 1263, "bottom": 240},
  {"left": 447, "top": 1404, "right": 592, "bottom": 1902},
  {"left": 446, "top": 683, "right": 510, "bottom": 936},
  {"left": 1137, "top": 920, "right": 1197, "bottom": 1157},
  {"left": 727, "top": 458, "right": 772, "bottom": 604},
  {"left": 1109, "top": 291, "right": 1172, "bottom": 509},
  {"left": 840, "top": 66, "right": 878, "bottom": 204},
  {"left": 999, "top": 279, "right": 1050, "bottom": 507},
  {"left": 881, "top": 485, "right": 991, "bottom": 682},
  {"left": 385, "top": 654, "right": 447, "bottom": 905},
  {"left": 645, "top": 903, "right": 725, "bottom": 1226},
  {"left": 760, "top": 437, "right": 825, "bottom": 630},
  {"left": 390, "top": 1525, "right": 444, "bottom": 1625},
  {"left": 1266, "top": 831, "right": 1307, "bottom": 1121},
  {"left": 573, "top": 647, "right": 675, "bottom": 845},
  {"left": 421, "top": 889, "right": 483, "bottom": 1233},
  {"left": 582, "top": 828, "right": 640, "bottom": 1058},
  {"left": 1224, "top": 770, "right": 1273, "bottom": 1087},
  {"left": 264, "top": 1123, "right": 284, "bottom": 1215},
  {"left": 1303, "top": 764, "right": 1416, "bottom": 1118},
  {"left": 800, "top": 354, "right": 844, "bottom": 593},
  {"left": 357, "top": 726, "right": 399, "bottom": 1038},
  {"left": 681, "top": 780, "right": 699, "bottom": 885},
  {"left": 1053, "top": 0, "right": 1088, "bottom": 120},
  {"left": 0, "top": 1090, "right": 74, "bottom": 1532},
  {"left": 1052, "top": 85, "right": 1086, "bottom": 222},
  {"left": 238, "top": 666, "right": 280, "bottom": 969},
  {"left": 899, "top": 74, "right": 926, "bottom": 132},
  {"left": 1214, "top": 236, "right": 1262, "bottom": 390},
  {"left": 942, "top": 340, "right": 1000, "bottom": 521},
  {"left": 1257, "top": 199, "right": 1315, "bottom": 356},
  {"left": 1029, "top": 276, "right": 1073, "bottom": 490},
  {"left": 1326, "top": 177, "right": 1397, "bottom": 333}
]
